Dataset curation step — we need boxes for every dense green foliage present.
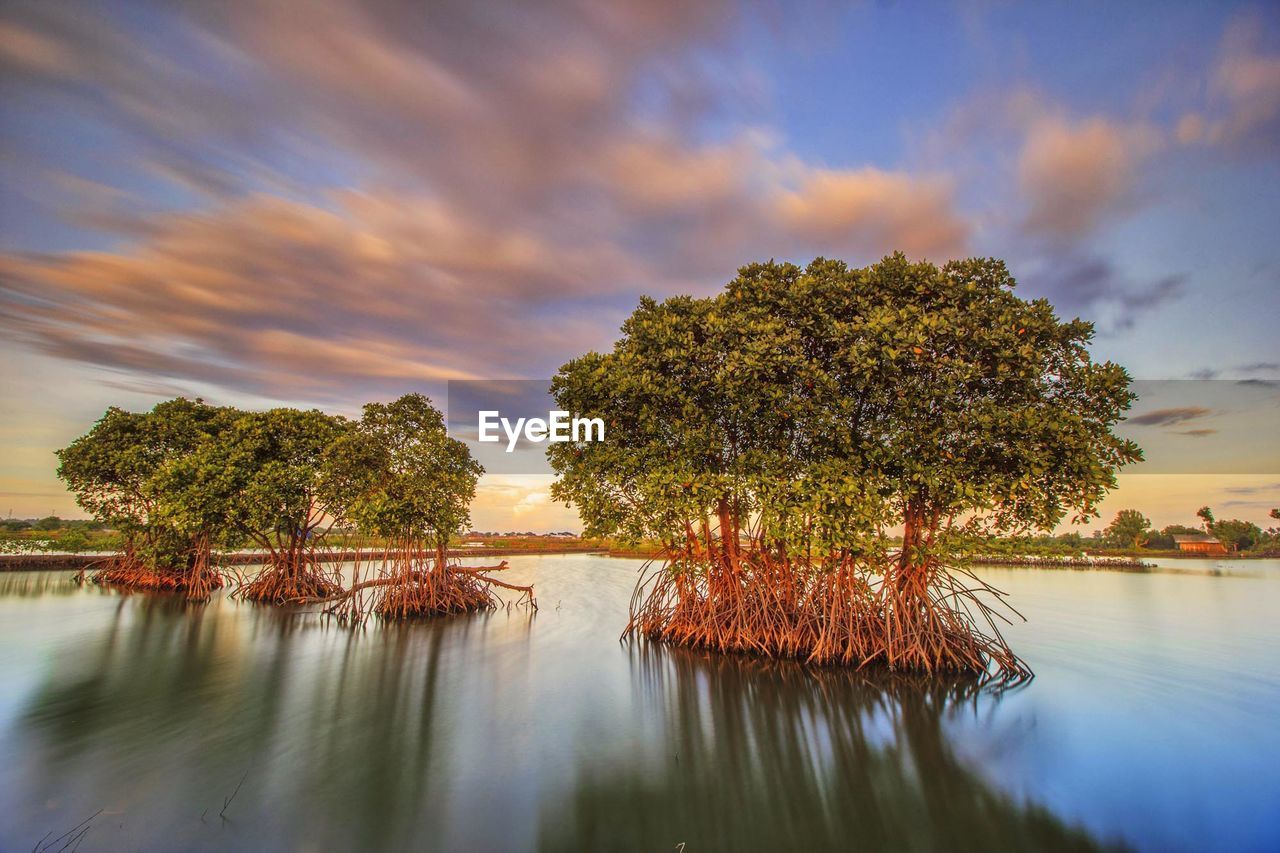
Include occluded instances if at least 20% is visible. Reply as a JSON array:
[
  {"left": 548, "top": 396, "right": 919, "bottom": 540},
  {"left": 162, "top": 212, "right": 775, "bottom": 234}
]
[
  {"left": 1104, "top": 509, "right": 1151, "bottom": 550},
  {"left": 549, "top": 253, "right": 1141, "bottom": 676},
  {"left": 56, "top": 398, "right": 234, "bottom": 571},
  {"left": 55, "top": 394, "right": 483, "bottom": 601},
  {"left": 326, "top": 394, "right": 482, "bottom": 555},
  {"left": 550, "top": 253, "right": 1140, "bottom": 554},
  {"left": 1197, "top": 506, "right": 1215, "bottom": 531}
]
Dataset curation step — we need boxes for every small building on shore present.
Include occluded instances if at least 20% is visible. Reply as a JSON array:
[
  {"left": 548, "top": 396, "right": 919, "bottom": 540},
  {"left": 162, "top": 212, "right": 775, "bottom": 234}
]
[{"left": 1171, "top": 534, "right": 1228, "bottom": 555}]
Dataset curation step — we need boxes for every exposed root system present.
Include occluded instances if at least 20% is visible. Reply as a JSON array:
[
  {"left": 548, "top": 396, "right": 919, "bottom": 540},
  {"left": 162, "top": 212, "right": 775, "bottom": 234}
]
[
  {"left": 90, "top": 546, "right": 226, "bottom": 602},
  {"left": 92, "top": 558, "right": 183, "bottom": 592},
  {"left": 878, "top": 557, "right": 1029, "bottom": 680},
  {"left": 235, "top": 556, "right": 343, "bottom": 605},
  {"left": 627, "top": 542, "right": 1031, "bottom": 686},
  {"left": 373, "top": 556, "right": 495, "bottom": 618},
  {"left": 180, "top": 545, "right": 225, "bottom": 602},
  {"left": 292, "top": 542, "right": 535, "bottom": 624}
]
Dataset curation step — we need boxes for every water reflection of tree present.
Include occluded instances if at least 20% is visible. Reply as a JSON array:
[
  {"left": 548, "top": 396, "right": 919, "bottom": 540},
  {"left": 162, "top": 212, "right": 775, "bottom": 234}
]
[
  {"left": 12, "top": 595, "right": 496, "bottom": 851},
  {"left": 0, "top": 570, "right": 91, "bottom": 598},
  {"left": 11, "top": 587, "right": 1131, "bottom": 851},
  {"left": 538, "top": 644, "right": 1128, "bottom": 853}
]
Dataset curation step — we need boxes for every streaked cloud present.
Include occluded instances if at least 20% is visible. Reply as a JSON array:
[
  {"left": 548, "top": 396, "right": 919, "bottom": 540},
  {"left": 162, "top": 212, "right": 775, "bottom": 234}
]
[
  {"left": 1177, "top": 11, "right": 1280, "bottom": 156},
  {"left": 773, "top": 166, "right": 967, "bottom": 259},
  {"left": 1017, "top": 113, "right": 1162, "bottom": 240},
  {"left": 1129, "top": 406, "right": 1213, "bottom": 427},
  {"left": 1223, "top": 482, "right": 1280, "bottom": 495},
  {"left": 1, "top": 1, "right": 1277, "bottom": 527},
  {"left": 0, "top": 0, "right": 975, "bottom": 400},
  {"left": 921, "top": 85, "right": 1184, "bottom": 330}
]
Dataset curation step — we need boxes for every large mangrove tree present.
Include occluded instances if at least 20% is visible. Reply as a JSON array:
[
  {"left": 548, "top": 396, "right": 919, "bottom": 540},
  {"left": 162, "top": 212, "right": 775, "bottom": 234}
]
[{"left": 548, "top": 254, "right": 1140, "bottom": 681}]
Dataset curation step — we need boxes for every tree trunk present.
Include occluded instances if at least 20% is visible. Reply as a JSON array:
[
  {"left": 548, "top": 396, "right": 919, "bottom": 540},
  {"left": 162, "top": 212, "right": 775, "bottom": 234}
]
[{"left": 717, "top": 496, "right": 738, "bottom": 573}]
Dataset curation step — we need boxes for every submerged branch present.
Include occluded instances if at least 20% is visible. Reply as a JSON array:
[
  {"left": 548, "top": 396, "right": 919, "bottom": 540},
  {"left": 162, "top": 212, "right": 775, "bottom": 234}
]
[{"left": 289, "top": 561, "right": 534, "bottom": 609}]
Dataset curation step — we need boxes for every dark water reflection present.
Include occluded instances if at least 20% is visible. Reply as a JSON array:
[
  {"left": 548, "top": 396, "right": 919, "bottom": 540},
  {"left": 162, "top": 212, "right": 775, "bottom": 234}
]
[
  {"left": 1, "top": 556, "right": 1277, "bottom": 852},
  {"left": 540, "top": 646, "right": 1117, "bottom": 852}
]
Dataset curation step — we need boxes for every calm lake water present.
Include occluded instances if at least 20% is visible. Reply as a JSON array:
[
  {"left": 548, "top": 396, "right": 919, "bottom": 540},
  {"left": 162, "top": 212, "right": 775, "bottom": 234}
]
[{"left": 1, "top": 555, "right": 1277, "bottom": 852}]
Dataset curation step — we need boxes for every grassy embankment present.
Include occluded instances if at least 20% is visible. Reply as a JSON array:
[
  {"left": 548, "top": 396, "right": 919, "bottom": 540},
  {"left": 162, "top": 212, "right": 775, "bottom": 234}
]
[
  {"left": 4, "top": 522, "right": 1276, "bottom": 571},
  {"left": 0, "top": 523, "right": 610, "bottom": 571},
  {"left": 604, "top": 537, "right": 1279, "bottom": 561}
]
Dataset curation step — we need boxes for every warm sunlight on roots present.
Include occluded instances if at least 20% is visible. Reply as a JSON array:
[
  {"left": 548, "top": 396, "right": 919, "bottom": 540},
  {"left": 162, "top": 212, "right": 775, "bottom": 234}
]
[
  {"left": 89, "top": 546, "right": 226, "bottom": 602},
  {"left": 290, "top": 541, "right": 536, "bottom": 623},
  {"left": 628, "top": 543, "right": 1032, "bottom": 686}
]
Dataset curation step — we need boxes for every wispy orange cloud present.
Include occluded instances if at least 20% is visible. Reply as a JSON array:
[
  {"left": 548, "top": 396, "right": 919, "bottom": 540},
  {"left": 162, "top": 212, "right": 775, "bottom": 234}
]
[
  {"left": 1017, "top": 113, "right": 1162, "bottom": 240},
  {"left": 0, "top": 1, "right": 974, "bottom": 399},
  {"left": 1177, "top": 11, "right": 1280, "bottom": 156}
]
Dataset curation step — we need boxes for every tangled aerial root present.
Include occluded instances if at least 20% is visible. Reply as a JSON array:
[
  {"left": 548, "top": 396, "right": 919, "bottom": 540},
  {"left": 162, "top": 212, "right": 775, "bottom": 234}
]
[
  {"left": 627, "top": 546, "right": 1031, "bottom": 686},
  {"left": 291, "top": 544, "right": 536, "bottom": 624},
  {"left": 370, "top": 542, "right": 536, "bottom": 620},
  {"left": 92, "top": 559, "right": 182, "bottom": 592},
  {"left": 235, "top": 562, "right": 343, "bottom": 605},
  {"left": 372, "top": 565, "right": 496, "bottom": 618},
  {"left": 91, "top": 552, "right": 225, "bottom": 602},
  {"left": 877, "top": 558, "right": 1030, "bottom": 682}
]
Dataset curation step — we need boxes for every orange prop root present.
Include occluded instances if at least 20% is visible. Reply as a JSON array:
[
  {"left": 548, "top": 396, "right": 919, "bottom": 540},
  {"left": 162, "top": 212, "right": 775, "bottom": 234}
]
[{"left": 627, "top": 544, "right": 1030, "bottom": 686}]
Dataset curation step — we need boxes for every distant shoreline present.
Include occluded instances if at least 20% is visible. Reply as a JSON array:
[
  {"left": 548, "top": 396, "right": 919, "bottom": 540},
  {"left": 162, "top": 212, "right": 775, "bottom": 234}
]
[
  {"left": 604, "top": 548, "right": 1273, "bottom": 566},
  {"left": 4, "top": 545, "right": 1273, "bottom": 573},
  {"left": 0, "top": 545, "right": 608, "bottom": 572}
]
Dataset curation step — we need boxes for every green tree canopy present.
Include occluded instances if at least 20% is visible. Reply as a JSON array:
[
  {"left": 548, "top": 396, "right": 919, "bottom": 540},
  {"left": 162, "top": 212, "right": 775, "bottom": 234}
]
[
  {"left": 1196, "top": 506, "right": 1215, "bottom": 531},
  {"left": 170, "top": 407, "right": 349, "bottom": 552},
  {"left": 327, "top": 394, "right": 482, "bottom": 552},
  {"left": 152, "top": 406, "right": 350, "bottom": 601},
  {"left": 56, "top": 397, "right": 233, "bottom": 598},
  {"left": 550, "top": 254, "right": 1141, "bottom": 553},
  {"left": 1104, "top": 509, "right": 1151, "bottom": 550},
  {"left": 548, "top": 254, "right": 1141, "bottom": 676},
  {"left": 57, "top": 397, "right": 232, "bottom": 565},
  {"left": 231, "top": 408, "right": 350, "bottom": 546},
  {"left": 1210, "top": 518, "right": 1262, "bottom": 552},
  {"left": 57, "top": 406, "right": 160, "bottom": 537}
]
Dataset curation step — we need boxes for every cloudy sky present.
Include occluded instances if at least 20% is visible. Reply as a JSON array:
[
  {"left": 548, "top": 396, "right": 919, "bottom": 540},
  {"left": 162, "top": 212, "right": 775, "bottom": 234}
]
[{"left": 1, "top": 0, "right": 1277, "bottom": 531}]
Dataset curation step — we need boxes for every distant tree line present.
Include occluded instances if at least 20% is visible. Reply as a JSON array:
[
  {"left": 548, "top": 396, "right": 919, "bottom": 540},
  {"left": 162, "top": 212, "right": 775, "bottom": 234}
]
[
  {"left": 1, "top": 516, "right": 107, "bottom": 532},
  {"left": 0, "top": 516, "right": 121, "bottom": 554},
  {"left": 1098, "top": 506, "right": 1279, "bottom": 554}
]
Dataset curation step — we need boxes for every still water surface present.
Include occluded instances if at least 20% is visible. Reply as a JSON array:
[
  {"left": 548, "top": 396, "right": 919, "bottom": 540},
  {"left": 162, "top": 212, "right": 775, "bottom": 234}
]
[{"left": 1, "top": 555, "right": 1277, "bottom": 852}]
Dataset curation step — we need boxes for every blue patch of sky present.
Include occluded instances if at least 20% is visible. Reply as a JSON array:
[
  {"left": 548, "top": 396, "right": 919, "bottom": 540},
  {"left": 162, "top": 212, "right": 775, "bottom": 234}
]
[{"left": 735, "top": 1, "right": 1247, "bottom": 172}]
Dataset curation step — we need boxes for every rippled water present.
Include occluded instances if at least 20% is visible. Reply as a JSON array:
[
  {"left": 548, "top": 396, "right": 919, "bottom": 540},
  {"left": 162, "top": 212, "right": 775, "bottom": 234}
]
[{"left": 1, "top": 555, "right": 1277, "bottom": 852}]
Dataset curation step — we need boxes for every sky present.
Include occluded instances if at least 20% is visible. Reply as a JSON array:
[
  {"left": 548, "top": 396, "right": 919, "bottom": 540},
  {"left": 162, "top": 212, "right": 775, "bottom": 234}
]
[{"left": 1, "top": 0, "right": 1278, "bottom": 532}]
